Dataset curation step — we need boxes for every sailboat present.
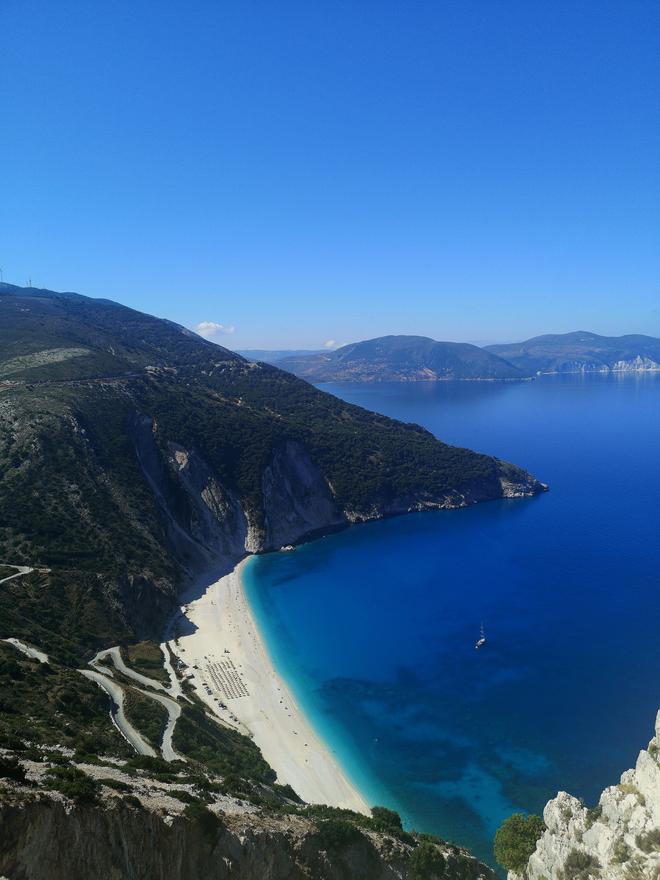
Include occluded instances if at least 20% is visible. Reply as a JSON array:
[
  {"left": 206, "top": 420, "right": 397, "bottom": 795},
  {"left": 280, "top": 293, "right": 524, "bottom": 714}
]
[{"left": 475, "top": 622, "right": 486, "bottom": 650}]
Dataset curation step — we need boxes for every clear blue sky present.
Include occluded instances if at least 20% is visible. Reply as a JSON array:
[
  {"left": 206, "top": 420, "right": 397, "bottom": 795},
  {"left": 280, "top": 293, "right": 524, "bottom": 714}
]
[{"left": 2, "top": 0, "right": 658, "bottom": 348}]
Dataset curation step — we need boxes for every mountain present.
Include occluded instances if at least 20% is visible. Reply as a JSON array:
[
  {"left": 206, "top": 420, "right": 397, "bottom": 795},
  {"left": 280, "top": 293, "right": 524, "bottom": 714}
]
[
  {"left": 235, "top": 348, "right": 323, "bottom": 363},
  {"left": 0, "top": 284, "right": 542, "bottom": 878},
  {"left": 0, "top": 286, "right": 542, "bottom": 619},
  {"left": 486, "top": 331, "right": 660, "bottom": 375},
  {"left": 0, "top": 281, "right": 543, "bottom": 683},
  {"left": 276, "top": 335, "right": 528, "bottom": 382}
]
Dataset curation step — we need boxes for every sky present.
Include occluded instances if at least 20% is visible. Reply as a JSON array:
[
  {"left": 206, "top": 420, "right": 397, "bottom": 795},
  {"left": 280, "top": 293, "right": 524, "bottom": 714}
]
[{"left": 2, "top": 0, "right": 659, "bottom": 348}]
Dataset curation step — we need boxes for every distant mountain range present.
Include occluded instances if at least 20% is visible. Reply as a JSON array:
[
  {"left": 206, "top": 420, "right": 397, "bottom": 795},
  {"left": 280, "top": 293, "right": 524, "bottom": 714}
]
[
  {"left": 276, "top": 336, "right": 526, "bottom": 382},
  {"left": 263, "top": 331, "right": 660, "bottom": 382},
  {"left": 235, "top": 349, "right": 323, "bottom": 363},
  {"left": 486, "top": 331, "right": 660, "bottom": 375}
]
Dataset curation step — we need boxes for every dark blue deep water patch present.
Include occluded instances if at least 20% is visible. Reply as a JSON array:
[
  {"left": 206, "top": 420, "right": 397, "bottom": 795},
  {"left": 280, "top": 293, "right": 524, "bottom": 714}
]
[{"left": 243, "top": 375, "right": 660, "bottom": 869}]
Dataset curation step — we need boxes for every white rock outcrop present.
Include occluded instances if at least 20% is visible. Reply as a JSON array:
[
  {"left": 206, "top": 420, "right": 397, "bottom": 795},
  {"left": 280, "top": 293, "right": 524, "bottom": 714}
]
[{"left": 510, "top": 710, "right": 660, "bottom": 880}]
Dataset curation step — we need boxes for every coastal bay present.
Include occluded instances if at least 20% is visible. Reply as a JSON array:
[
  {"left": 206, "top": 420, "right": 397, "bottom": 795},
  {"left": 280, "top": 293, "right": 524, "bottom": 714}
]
[{"left": 242, "top": 373, "right": 660, "bottom": 866}]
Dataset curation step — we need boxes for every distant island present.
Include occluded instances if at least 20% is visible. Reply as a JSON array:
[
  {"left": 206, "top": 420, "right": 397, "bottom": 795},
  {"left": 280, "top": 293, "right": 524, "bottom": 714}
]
[
  {"left": 236, "top": 348, "right": 324, "bottom": 363},
  {"left": 275, "top": 335, "right": 528, "bottom": 382},
  {"left": 486, "top": 331, "right": 660, "bottom": 375},
  {"left": 261, "top": 331, "right": 660, "bottom": 382}
]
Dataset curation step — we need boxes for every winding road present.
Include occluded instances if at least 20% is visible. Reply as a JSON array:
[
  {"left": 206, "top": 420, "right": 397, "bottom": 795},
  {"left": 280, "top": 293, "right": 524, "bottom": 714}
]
[
  {"left": 80, "top": 669, "right": 156, "bottom": 757},
  {"left": 87, "top": 645, "right": 186, "bottom": 762},
  {"left": 0, "top": 566, "right": 34, "bottom": 585}
]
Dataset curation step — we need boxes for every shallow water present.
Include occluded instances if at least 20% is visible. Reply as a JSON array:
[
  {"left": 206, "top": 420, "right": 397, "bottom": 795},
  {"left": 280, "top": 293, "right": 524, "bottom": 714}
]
[{"left": 244, "top": 374, "right": 660, "bottom": 868}]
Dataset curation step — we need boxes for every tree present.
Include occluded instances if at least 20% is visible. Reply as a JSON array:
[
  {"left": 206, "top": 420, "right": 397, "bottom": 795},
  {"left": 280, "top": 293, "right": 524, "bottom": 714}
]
[
  {"left": 494, "top": 812, "right": 545, "bottom": 873},
  {"left": 409, "top": 840, "right": 445, "bottom": 880}
]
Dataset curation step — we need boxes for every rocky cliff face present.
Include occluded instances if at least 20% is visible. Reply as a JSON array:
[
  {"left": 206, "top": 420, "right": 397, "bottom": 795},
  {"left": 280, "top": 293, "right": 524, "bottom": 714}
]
[
  {"left": 0, "top": 780, "right": 496, "bottom": 880},
  {"left": 133, "top": 414, "right": 544, "bottom": 572},
  {"left": 509, "top": 710, "right": 660, "bottom": 880}
]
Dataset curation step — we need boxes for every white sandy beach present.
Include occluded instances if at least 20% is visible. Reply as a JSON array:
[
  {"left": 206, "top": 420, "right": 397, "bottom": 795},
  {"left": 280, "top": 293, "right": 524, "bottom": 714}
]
[{"left": 169, "top": 558, "right": 369, "bottom": 813}]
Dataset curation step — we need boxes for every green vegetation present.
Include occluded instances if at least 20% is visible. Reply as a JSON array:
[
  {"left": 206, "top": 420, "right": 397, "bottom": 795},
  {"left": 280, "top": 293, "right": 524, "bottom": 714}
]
[
  {"left": 279, "top": 334, "right": 527, "bottom": 382},
  {"left": 494, "top": 812, "right": 545, "bottom": 873},
  {"left": 0, "top": 643, "right": 131, "bottom": 755},
  {"left": 612, "top": 838, "right": 631, "bottom": 864},
  {"left": 173, "top": 702, "right": 276, "bottom": 785},
  {"left": 0, "top": 755, "right": 26, "bottom": 783},
  {"left": 0, "top": 284, "right": 539, "bottom": 868},
  {"left": 0, "top": 569, "right": 134, "bottom": 665},
  {"left": 44, "top": 765, "right": 100, "bottom": 802},
  {"left": 371, "top": 805, "right": 403, "bottom": 831},
  {"left": 123, "top": 689, "right": 168, "bottom": 748},
  {"left": 99, "top": 777, "right": 131, "bottom": 792},
  {"left": 316, "top": 818, "right": 367, "bottom": 850},
  {"left": 183, "top": 802, "right": 225, "bottom": 842},
  {"left": 121, "top": 641, "right": 169, "bottom": 683},
  {"left": 125, "top": 755, "right": 182, "bottom": 778},
  {"left": 559, "top": 848, "right": 601, "bottom": 880},
  {"left": 409, "top": 840, "right": 446, "bottom": 880},
  {"left": 0, "top": 285, "right": 531, "bottom": 583},
  {"left": 585, "top": 804, "right": 602, "bottom": 829},
  {"left": 635, "top": 828, "right": 660, "bottom": 854}
]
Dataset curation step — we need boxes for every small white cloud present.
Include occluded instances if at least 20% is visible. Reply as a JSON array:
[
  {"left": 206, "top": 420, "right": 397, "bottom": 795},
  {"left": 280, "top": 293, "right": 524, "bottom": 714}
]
[
  {"left": 323, "top": 339, "right": 341, "bottom": 349},
  {"left": 195, "top": 321, "right": 235, "bottom": 339}
]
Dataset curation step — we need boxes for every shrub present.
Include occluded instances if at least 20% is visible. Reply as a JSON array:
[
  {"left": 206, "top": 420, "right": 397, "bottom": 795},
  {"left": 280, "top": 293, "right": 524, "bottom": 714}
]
[
  {"left": 612, "top": 837, "right": 631, "bottom": 864},
  {"left": 585, "top": 805, "right": 602, "bottom": 829},
  {"left": 561, "top": 848, "right": 600, "bottom": 880},
  {"left": 169, "top": 789, "right": 200, "bottom": 804},
  {"left": 371, "top": 805, "right": 403, "bottom": 831},
  {"left": 183, "top": 802, "right": 224, "bottom": 842},
  {"left": 99, "top": 777, "right": 131, "bottom": 792},
  {"left": 635, "top": 828, "right": 660, "bottom": 854},
  {"left": 274, "top": 782, "right": 302, "bottom": 803},
  {"left": 409, "top": 840, "right": 446, "bottom": 880},
  {"left": 316, "top": 818, "right": 366, "bottom": 850},
  {"left": 0, "top": 755, "right": 26, "bottom": 783},
  {"left": 126, "top": 755, "right": 179, "bottom": 775},
  {"left": 494, "top": 812, "right": 545, "bottom": 873},
  {"left": 45, "top": 765, "right": 99, "bottom": 802}
]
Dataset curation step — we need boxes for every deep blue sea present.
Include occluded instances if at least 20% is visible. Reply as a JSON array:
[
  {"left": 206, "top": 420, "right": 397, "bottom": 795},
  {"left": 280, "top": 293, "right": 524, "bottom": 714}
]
[{"left": 243, "top": 374, "right": 660, "bottom": 869}]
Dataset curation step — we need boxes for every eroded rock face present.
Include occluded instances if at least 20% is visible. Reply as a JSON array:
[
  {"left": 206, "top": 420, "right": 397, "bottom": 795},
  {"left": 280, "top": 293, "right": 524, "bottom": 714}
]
[
  {"left": 509, "top": 710, "right": 660, "bottom": 880},
  {"left": 0, "top": 796, "right": 496, "bottom": 880},
  {"left": 133, "top": 417, "right": 545, "bottom": 572},
  {"left": 261, "top": 440, "right": 346, "bottom": 549}
]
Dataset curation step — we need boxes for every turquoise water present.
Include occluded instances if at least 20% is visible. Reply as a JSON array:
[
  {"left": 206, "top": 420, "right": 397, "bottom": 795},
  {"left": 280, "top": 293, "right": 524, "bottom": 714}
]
[{"left": 243, "top": 374, "right": 660, "bottom": 869}]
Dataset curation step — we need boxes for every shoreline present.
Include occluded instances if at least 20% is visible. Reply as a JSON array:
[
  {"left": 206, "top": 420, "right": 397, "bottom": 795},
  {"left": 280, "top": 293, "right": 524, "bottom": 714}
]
[{"left": 169, "top": 557, "right": 370, "bottom": 814}]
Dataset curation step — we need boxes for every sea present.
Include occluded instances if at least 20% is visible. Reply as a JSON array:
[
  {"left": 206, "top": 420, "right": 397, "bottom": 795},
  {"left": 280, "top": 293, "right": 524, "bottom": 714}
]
[{"left": 243, "top": 374, "right": 660, "bottom": 869}]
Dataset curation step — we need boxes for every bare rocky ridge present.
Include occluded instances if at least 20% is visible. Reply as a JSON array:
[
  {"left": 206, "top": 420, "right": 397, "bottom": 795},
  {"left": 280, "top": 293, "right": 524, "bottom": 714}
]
[{"left": 508, "top": 710, "right": 660, "bottom": 880}]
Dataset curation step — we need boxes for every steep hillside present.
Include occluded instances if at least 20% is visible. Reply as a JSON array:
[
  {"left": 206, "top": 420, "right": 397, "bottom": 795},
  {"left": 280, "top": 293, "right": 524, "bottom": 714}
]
[
  {"left": 0, "top": 286, "right": 544, "bottom": 659},
  {"left": 0, "top": 284, "right": 545, "bottom": 879},
  {"left": 277, "top": 335, "right": 527, "bottom": 381},
  {"left": 486, "top": 331, "right": 660, "bottom": 375}
]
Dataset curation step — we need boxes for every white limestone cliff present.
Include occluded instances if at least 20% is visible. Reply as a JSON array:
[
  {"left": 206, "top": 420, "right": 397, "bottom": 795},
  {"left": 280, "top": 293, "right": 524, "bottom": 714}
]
[{"left": 510, "top": 710, "right": 660, "bottom": 880}]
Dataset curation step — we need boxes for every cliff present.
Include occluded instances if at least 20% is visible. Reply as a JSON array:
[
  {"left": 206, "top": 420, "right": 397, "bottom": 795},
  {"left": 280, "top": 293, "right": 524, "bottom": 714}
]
[
  {"left": 508, "top": 710, "right": 660, "bottom": 880},
  {"left": 0, "top": 757, "right": 496, "bottom": 880}
]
